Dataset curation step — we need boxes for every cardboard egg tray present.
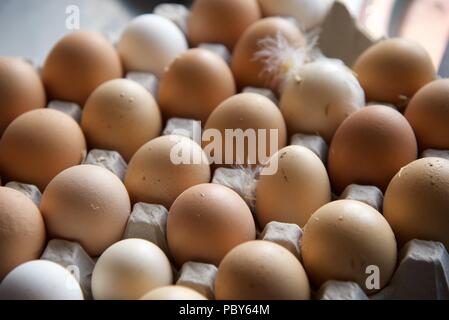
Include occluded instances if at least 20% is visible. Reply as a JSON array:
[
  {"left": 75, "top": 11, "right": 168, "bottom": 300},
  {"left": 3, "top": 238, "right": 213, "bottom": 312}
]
[{"left": 2, "top": 1, "right": 449, "bottom": 301}]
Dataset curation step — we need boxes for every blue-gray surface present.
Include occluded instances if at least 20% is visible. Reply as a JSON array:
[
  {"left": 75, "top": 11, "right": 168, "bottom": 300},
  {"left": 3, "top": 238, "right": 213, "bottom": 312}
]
[{"left": 0, "top": 0, "right": 190, "bottom": 65}]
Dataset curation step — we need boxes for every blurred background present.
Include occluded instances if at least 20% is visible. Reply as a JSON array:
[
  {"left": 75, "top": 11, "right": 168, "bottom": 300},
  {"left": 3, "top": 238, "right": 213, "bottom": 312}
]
[{"left": 0, "top": 0, "right": 448, "bottom": 75}]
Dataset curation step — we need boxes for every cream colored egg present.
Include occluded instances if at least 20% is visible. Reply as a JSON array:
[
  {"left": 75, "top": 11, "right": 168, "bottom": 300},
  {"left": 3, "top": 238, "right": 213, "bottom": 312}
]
[
  {"left": 92, "top": 239, "right": 173, "bottom": 300},
  {"left": 280, "top": 59, "right": 365, "bottom": 142},
  {"left": 256, "top": 146, "right": 332, "bottom": 228},
  {"left": 140, "top": 286, "right": 207, "bottom": 300}
]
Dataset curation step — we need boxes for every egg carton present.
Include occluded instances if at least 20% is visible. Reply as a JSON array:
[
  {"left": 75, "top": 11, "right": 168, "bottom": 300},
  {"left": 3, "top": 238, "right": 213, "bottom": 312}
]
[
  {"left": 318, "top": 1, "right": 378, "bottom": 67},
  {"left": 40, "top": 239, "right": 95, "bottom": 300},
  {"left": 153, "top": 3, "right": 189, "bottom": 35},
  {"left": 198, "top": 43, "right": 231, "bottom": 65},
  {"left": 125, "top": 72, "right": 159, "bottom": 100},
  {"left": 242, "top": 87, "right": 279, "bottom": 106},
  {"left": 162, "top": 118, "right": 202, "bottom": 142},
  {"left": 340, "top": 184, "right": 384, "bottom": 212},
  {"left": 212, "top": 167, "right": 258, "bottom": 211},
  {"left": 260, "top": 221, "right": 302, "bottom": 260},
  {"left": 422, "top": 149, "right": 449, "bottom": 161},
  {"left": 47, "top": 100, "right": 82, "bottom": 124},
  {"left": 372, "top": 240, "right": 449, "bottom": 300},
  {"left": 82, "top": 149, "right": 128, "bottom": 182},
  {"left": 290, "top": 133, "right": 328, "bottom": 164},
  {"left": 176, "top": 262, "right": 218, "bottom": 300},
  {"left": 317, "top": 281, "right": 369, "bottom": 300},
  {"left": 122, "top": 202, "right": 171, "bottom": 259}
]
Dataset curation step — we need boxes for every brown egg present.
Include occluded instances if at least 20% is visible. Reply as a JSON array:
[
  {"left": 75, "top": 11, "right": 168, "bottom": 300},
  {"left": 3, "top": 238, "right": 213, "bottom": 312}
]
[
  {"left": 384, "top": 158, "right": 449, "bottom": 250},
  {"left": 42, "top": 31, "right": 122, "bottom": 105},
  {"left": 125, "top": 135, "right": 211, "bottom": 208},
  {"left": 231, "top": 17, "right": 305, "bottom": 92},
  {"left": 302, "top": 200, "right": 397, "bottom": 293},
  {"left": 167, "top": 183, "right": 256, "bottom": 267},
  {"left": 40, "top": 165, "right": 131, "bottom": 257},
  {"left": 256, "top": 146, "right": 331, "bottom": 228},
  {"left": 0, "top": 109, "right": 87, "bottom": 191},
  {"left": 405, "top": 79, "right": 449, "bottom": 151},
  {"left": 353, "top": 38, "right": 436, "bottom": 108},
  {"left": 328, "top": 105, "right": 418, "bottom": 193},
  {"left": 215, "top": 241, "right": 310, "bottom": 300},
  {"left": 0, "top": 57, "right": 46, "bottom": 135},
  {"left": 187, "top": 0, "right": 261, "bottom": 50},
  {"left": 203, "top": 93, "right": 287, "bottom": 167},
  {"left": 0, "top": 187, "right": 46, "bottom": 280},
  {"left": 159, "top": 48, "right": 236, "bottom": 123},
  {"left": 82, "top": 79, "right": 162, "bottom": 161}
]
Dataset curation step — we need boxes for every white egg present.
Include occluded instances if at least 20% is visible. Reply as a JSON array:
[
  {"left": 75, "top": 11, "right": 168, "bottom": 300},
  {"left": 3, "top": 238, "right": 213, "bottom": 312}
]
[
  {"left": 92, "top": 239, "right": 173, "bottom": 300},
  {"left": 118, "top": 14, "right": 188, "bottom": 77},
  {"left": 258, "top": 0, "right": 334, "bottom": 30},
  {"left": 0, "top": 260, "right": 84, "bottom": 300}
]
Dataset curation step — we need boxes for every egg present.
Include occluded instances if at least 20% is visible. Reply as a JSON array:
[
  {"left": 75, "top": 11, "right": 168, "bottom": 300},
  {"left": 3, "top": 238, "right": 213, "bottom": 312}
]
[
  {"left": 215, "top": 240, "right": 310, "bottom": 300},
  {"left": 328, "top": 105, "right": 418, "bottom": 193},
  {"left": 92, "top": 239, "right": 173, "bottom": 300},
  {"left": 384, "top": 158, "right": 449, "bottom": 250},
  {"left": 140, "top": 286, "right": 207, "bottom": 300},
  {"left": 256, "top": 146, "right": 331, "bottom": 228},
  {"left": 167, "top": 184, "right": 256, "bottom": 267},
  {"left": 0, "top": 109, "right": 87, "bottom": 191},
  {"left": 187, "top": 0, "right": 261, "bottom": 50},
  {"left": 0, "top": 187, "right": 46, "bottom": 280},
  {"left": 40, "top": 165, "right": 131, "bottom": 257},
  {"left": 405, "top": 79, "right": 449, "bottom": 151},
  {"left": 353, "top": 38, "right": 436, "bottom": 108},
  {"left": 280, "top": 59, "right": 365, "bottom": 142},
  {"left": 42, "top": 31, "right": 122, "bottom": 105},
  {"left": 0, "top": 260, "right": 83, "bottom": 300},
  {"left": 125, "top": 135, "right": 211, "bottom": 208},
  {"left": 231, "top": 17, "right": 306, "bottom": 92},
  {"left": 159, "top": 48, "right": 236, "bottom": 122},
  {"left": 118, "top": 14, "right": 188, "bottom": 77},
  {"left": 258, "top": 0, "right": 334, "bottom": 30},
  {"left": 81, "top": 79, "right": 162, "bottom": 161},
  {"left": 0, "top": 57, "right": 46, "bottom": 135},
  {"left": 301, "top": 200, "right": 397, "bottom": 293},
  {"left": 203, "top": 93, "right": 287, "bottom": 167}
]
